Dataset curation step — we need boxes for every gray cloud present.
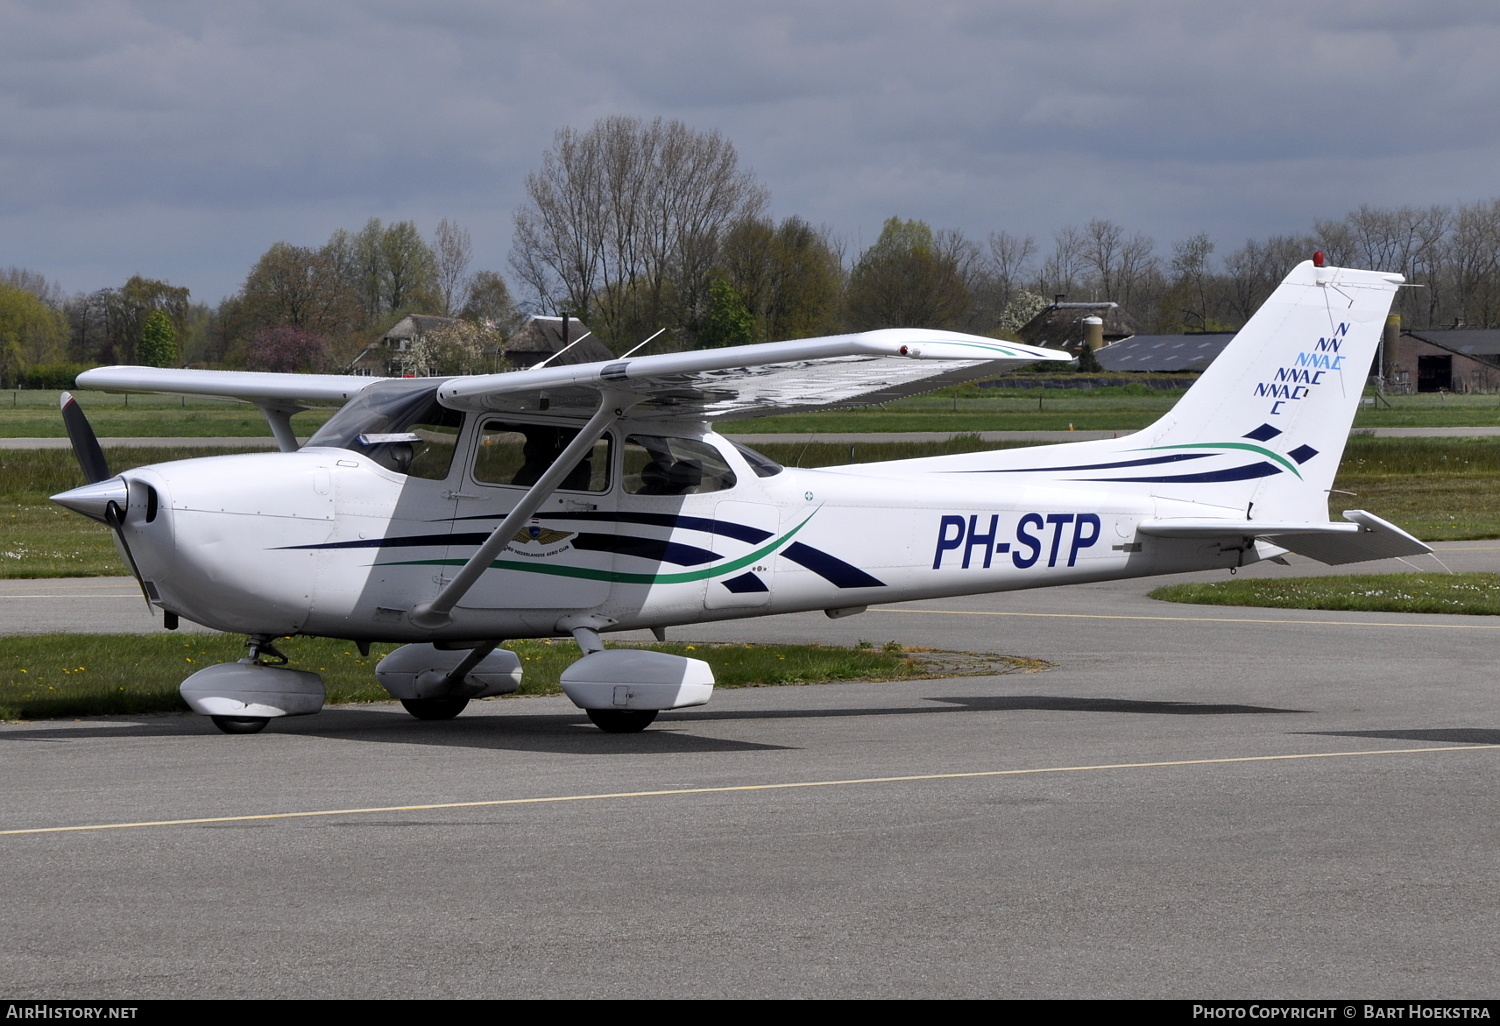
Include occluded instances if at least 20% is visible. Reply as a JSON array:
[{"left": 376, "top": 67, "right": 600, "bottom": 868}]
[{"left": 2, "top": 0, "right": 1498, "bottom": 301}]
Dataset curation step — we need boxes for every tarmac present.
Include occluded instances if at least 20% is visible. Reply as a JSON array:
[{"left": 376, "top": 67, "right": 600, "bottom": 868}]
[{"left": 2, "top": 542, "right": 1498, "bottom": 997}]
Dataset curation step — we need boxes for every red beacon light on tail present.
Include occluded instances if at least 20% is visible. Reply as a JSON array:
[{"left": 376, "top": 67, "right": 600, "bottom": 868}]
[{"left": 1312, "top": 251, "right": 1326, "bottom": 267}]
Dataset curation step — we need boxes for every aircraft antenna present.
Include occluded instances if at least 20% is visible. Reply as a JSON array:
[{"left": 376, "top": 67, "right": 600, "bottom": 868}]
[
  {"left": 620, "top": 328, "right": 666, "bottom": 359},
  {"left": 531, "top": 330, "right": 593, "bottom": 370}
]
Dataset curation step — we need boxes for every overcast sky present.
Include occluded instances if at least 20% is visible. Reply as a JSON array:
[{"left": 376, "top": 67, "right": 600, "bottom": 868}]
[{"left": 4, "top": 0, "right": 1499, "bottom": 305}]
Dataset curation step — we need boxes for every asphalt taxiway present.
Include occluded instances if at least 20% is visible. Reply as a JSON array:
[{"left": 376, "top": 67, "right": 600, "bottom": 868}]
[{"left": 1, "top": 545, "right": 1498, "bottom": 998}]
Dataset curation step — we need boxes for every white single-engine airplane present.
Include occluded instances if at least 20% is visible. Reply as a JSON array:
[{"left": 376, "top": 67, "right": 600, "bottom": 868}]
[{"left": 52, "top": 257, "right": 1428, "bottom": 734}]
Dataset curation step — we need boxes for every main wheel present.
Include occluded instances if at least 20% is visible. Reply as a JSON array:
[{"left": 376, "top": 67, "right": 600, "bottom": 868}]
[
  {"left": 586, "top": 708, "right": 658, "bottom": 733},
  {"left": 400, "top": 697, "right": 470, "bottom": 720},
  {"left": 211, "top": 715, "right": 269, "bottom": 734}
]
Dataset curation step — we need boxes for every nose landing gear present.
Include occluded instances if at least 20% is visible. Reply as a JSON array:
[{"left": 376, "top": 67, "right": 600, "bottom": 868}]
[{"left": 182, "top": 635, "right": 325, "bottom": 735}]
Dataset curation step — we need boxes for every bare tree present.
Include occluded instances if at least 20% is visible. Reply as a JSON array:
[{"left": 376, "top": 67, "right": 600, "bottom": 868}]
[
  {"left": 511, "top": 116, "right": 767, "bottom": 349},
  {"left": 1039, "top": 225, "right": 1087, "bottom": 299},
  {"left": 985, "top": 231, "right": 1036, "bottom": 306},
  {"left": 1445, "top": 199, "right": 1500, "bottom": 327},
  {"left": 1223, "top": 234, "right": 1319, "bottom": 324},
  {"left": 64, "top": 288, "right": 113, "bottom": 362},
  {"left": 2, "top": 268, "right": 64, "bottom": 309},
  {"left": 432, "top": 218, "right": 473, "bottom": 316},
  {"left": 1168, "top": 233, "right": 1217, "bottom": 331},
  {"left": 1324, "top": 204, "right": 1450, "bottom": 326},
  {"left": 1082, "top": 219, "right": 1124, "bottom": 300}
]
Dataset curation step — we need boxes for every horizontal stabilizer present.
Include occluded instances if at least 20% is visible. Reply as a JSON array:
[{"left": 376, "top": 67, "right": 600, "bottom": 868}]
[{"left": 1137, "top": 509, "right": 1431, "bottom": 565}]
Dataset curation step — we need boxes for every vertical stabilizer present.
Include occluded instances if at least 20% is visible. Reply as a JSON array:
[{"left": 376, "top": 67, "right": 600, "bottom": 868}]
[{"left": 1124, "top": 260, "right": 1402, "bottom": 521}]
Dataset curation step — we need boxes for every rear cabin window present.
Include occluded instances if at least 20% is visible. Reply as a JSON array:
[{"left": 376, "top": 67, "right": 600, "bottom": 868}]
[
  {"left": 623, "top": 436, "right": 737, "bottom": 495},
  {"left": 472, "top": 421, "right": 611, "bottom": 493}
]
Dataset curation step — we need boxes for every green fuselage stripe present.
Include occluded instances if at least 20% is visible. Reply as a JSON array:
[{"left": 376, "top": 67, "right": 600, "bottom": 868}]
[
  {"left": 1133, "top": 441, "right": 1302, "bottom": 479},
  {"left": 376, "top": 511, "right": 816, "bottom": 585}
]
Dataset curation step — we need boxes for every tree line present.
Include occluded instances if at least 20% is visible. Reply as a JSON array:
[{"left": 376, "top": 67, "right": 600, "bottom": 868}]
[{"left": 6, "top": 114, "right": 1500, "bottom": 386}]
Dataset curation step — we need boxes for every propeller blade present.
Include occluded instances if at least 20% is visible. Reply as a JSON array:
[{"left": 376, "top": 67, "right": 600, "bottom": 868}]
[
  {"left": 60, "top": 392, "right": 110, "bottom": 484},
  {"left": 103, "top": 498, "right": 152, "bottom": 607},
  {"left": 56, "top": 394, "right": 148, "bottom": 605}
]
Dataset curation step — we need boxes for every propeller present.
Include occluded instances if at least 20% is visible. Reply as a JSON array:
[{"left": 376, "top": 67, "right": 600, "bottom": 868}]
[
  {"left": 60, "top": 392, "right": 110, "bottom": 484},
  {"left": 51, "top": 392, "right": 150, "bottom": 604}
]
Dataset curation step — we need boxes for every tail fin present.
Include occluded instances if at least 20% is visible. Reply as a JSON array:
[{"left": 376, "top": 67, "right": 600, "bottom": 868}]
[{"left": 1123, "top": 260, "right": 1402, "bottom": 521}]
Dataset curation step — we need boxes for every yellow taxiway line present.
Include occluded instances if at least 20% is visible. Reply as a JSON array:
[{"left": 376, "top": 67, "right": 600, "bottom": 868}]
[{"left": 2, "top": 744, "right": 1493, "bottom": 837}]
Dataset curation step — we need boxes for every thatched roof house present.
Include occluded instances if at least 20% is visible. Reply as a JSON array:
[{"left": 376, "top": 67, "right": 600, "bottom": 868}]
[
  {"left": 502, "top": 315, "right": 615, "bottom": 369},
  {"left": 348, "top": 314, "right": 465, "bottom": 376}
]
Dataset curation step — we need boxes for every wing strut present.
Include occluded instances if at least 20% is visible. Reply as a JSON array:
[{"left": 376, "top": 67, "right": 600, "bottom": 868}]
[
  {"left": 408, "top": 395, "right": 630, "bottom": 629},
  {"left": 255, "top": 402, "right": 304, "bottom": 452}
]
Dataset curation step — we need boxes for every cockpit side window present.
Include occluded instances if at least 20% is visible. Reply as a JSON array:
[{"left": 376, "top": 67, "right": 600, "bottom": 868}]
[
  {"left": 623, "top": 436, "right": 737, "bottom": 495},
  {"left": 729, "top": 440, "right": 784, "bottom": 478},
  {"left": 304, "top": 381, "right": 463, "bottom": 480},
  {"left": 472, "top": 421, "right": 611, "bottom": 493}
]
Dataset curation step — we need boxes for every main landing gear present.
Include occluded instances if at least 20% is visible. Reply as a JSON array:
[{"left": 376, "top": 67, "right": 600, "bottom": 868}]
[
  {"left": 555, "top": 617, "right": 713, "bottom": 733},
  {"left": 585, "top": 708, "right": 659, "bottom": 733},
  {"left": 399, "top": 697, "right": 471, "bottom": 720}
]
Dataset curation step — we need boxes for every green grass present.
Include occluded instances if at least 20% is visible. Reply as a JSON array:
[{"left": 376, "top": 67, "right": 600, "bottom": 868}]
[
  {"left": 7, "top": 384, "right": 1499, "bottom": 440},
  {"left": 0, "top": 635, "right": 1041, "bottom": 721},
  {"left": 720, "top": 389, "right": 1500, "bottom": 434},
  {"left": 1352, "top": 392, "right": 1500, "bottom": 428},
  {"left": 1, "top": 446, "right": 278, "bottom": 578},
  {"left": 0, "top": 390, "right": 333, "bottom": 438},
  {"left": 722, "top": 394, "right": 1181, "bottom": 434},
  {"left": 1149, "top": 573, "right": 1500, "bottom": 615},
  {"left": 1332, "top": 437, "right": 1500, "bottom": 540}
]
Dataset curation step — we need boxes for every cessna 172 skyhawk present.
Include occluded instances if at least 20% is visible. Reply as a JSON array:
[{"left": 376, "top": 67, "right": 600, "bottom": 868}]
[{"left": 51, "top": 257, "right": 1428, "bottom": 734}]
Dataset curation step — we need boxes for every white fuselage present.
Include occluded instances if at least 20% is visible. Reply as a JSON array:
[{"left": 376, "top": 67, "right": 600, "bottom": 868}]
[{"left": 113, "top": 416, "right": 1257, "bottom": 643}]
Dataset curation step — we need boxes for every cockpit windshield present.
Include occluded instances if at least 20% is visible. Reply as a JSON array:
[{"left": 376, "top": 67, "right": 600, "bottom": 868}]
[{"left": 305, "top": 380, "right": 463, "bottom": 479}]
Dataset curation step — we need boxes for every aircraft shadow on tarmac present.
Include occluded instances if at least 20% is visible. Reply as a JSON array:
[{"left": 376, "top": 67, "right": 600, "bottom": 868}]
[
  {"left": 0, "top": 694, "right": 1304, "bottom": 755},
  {"left": 1304, "top": 727, "right": 1500, "bottom": 746}
]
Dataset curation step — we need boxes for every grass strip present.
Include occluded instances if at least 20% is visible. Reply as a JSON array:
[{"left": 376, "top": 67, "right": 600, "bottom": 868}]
[
  {"left": 0, "top": 634, "right": 1044, "bottom": 721},
  {"left": 7, "top": 384, "right": 1500, "bottom": 437},
  {"left": 0, "top": 391, "right": 332, "bottom": 438},
  {"left": 1148, "top": 572, "right": 1500, "bottom": 615}
]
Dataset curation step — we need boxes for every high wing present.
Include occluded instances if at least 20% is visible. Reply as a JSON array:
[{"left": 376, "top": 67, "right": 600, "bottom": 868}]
[
  {"left": 74, "top": 366, "right": 380, "bottom": 405},
  {"left": 74, "top": 366, "right": 386, "bottom": 450},
  {"left": 435, "top": 329, "right": 1071, "bottom": 420},
  {"left": 75, "top": 329, "right": 1068, "bottom": 426}
]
